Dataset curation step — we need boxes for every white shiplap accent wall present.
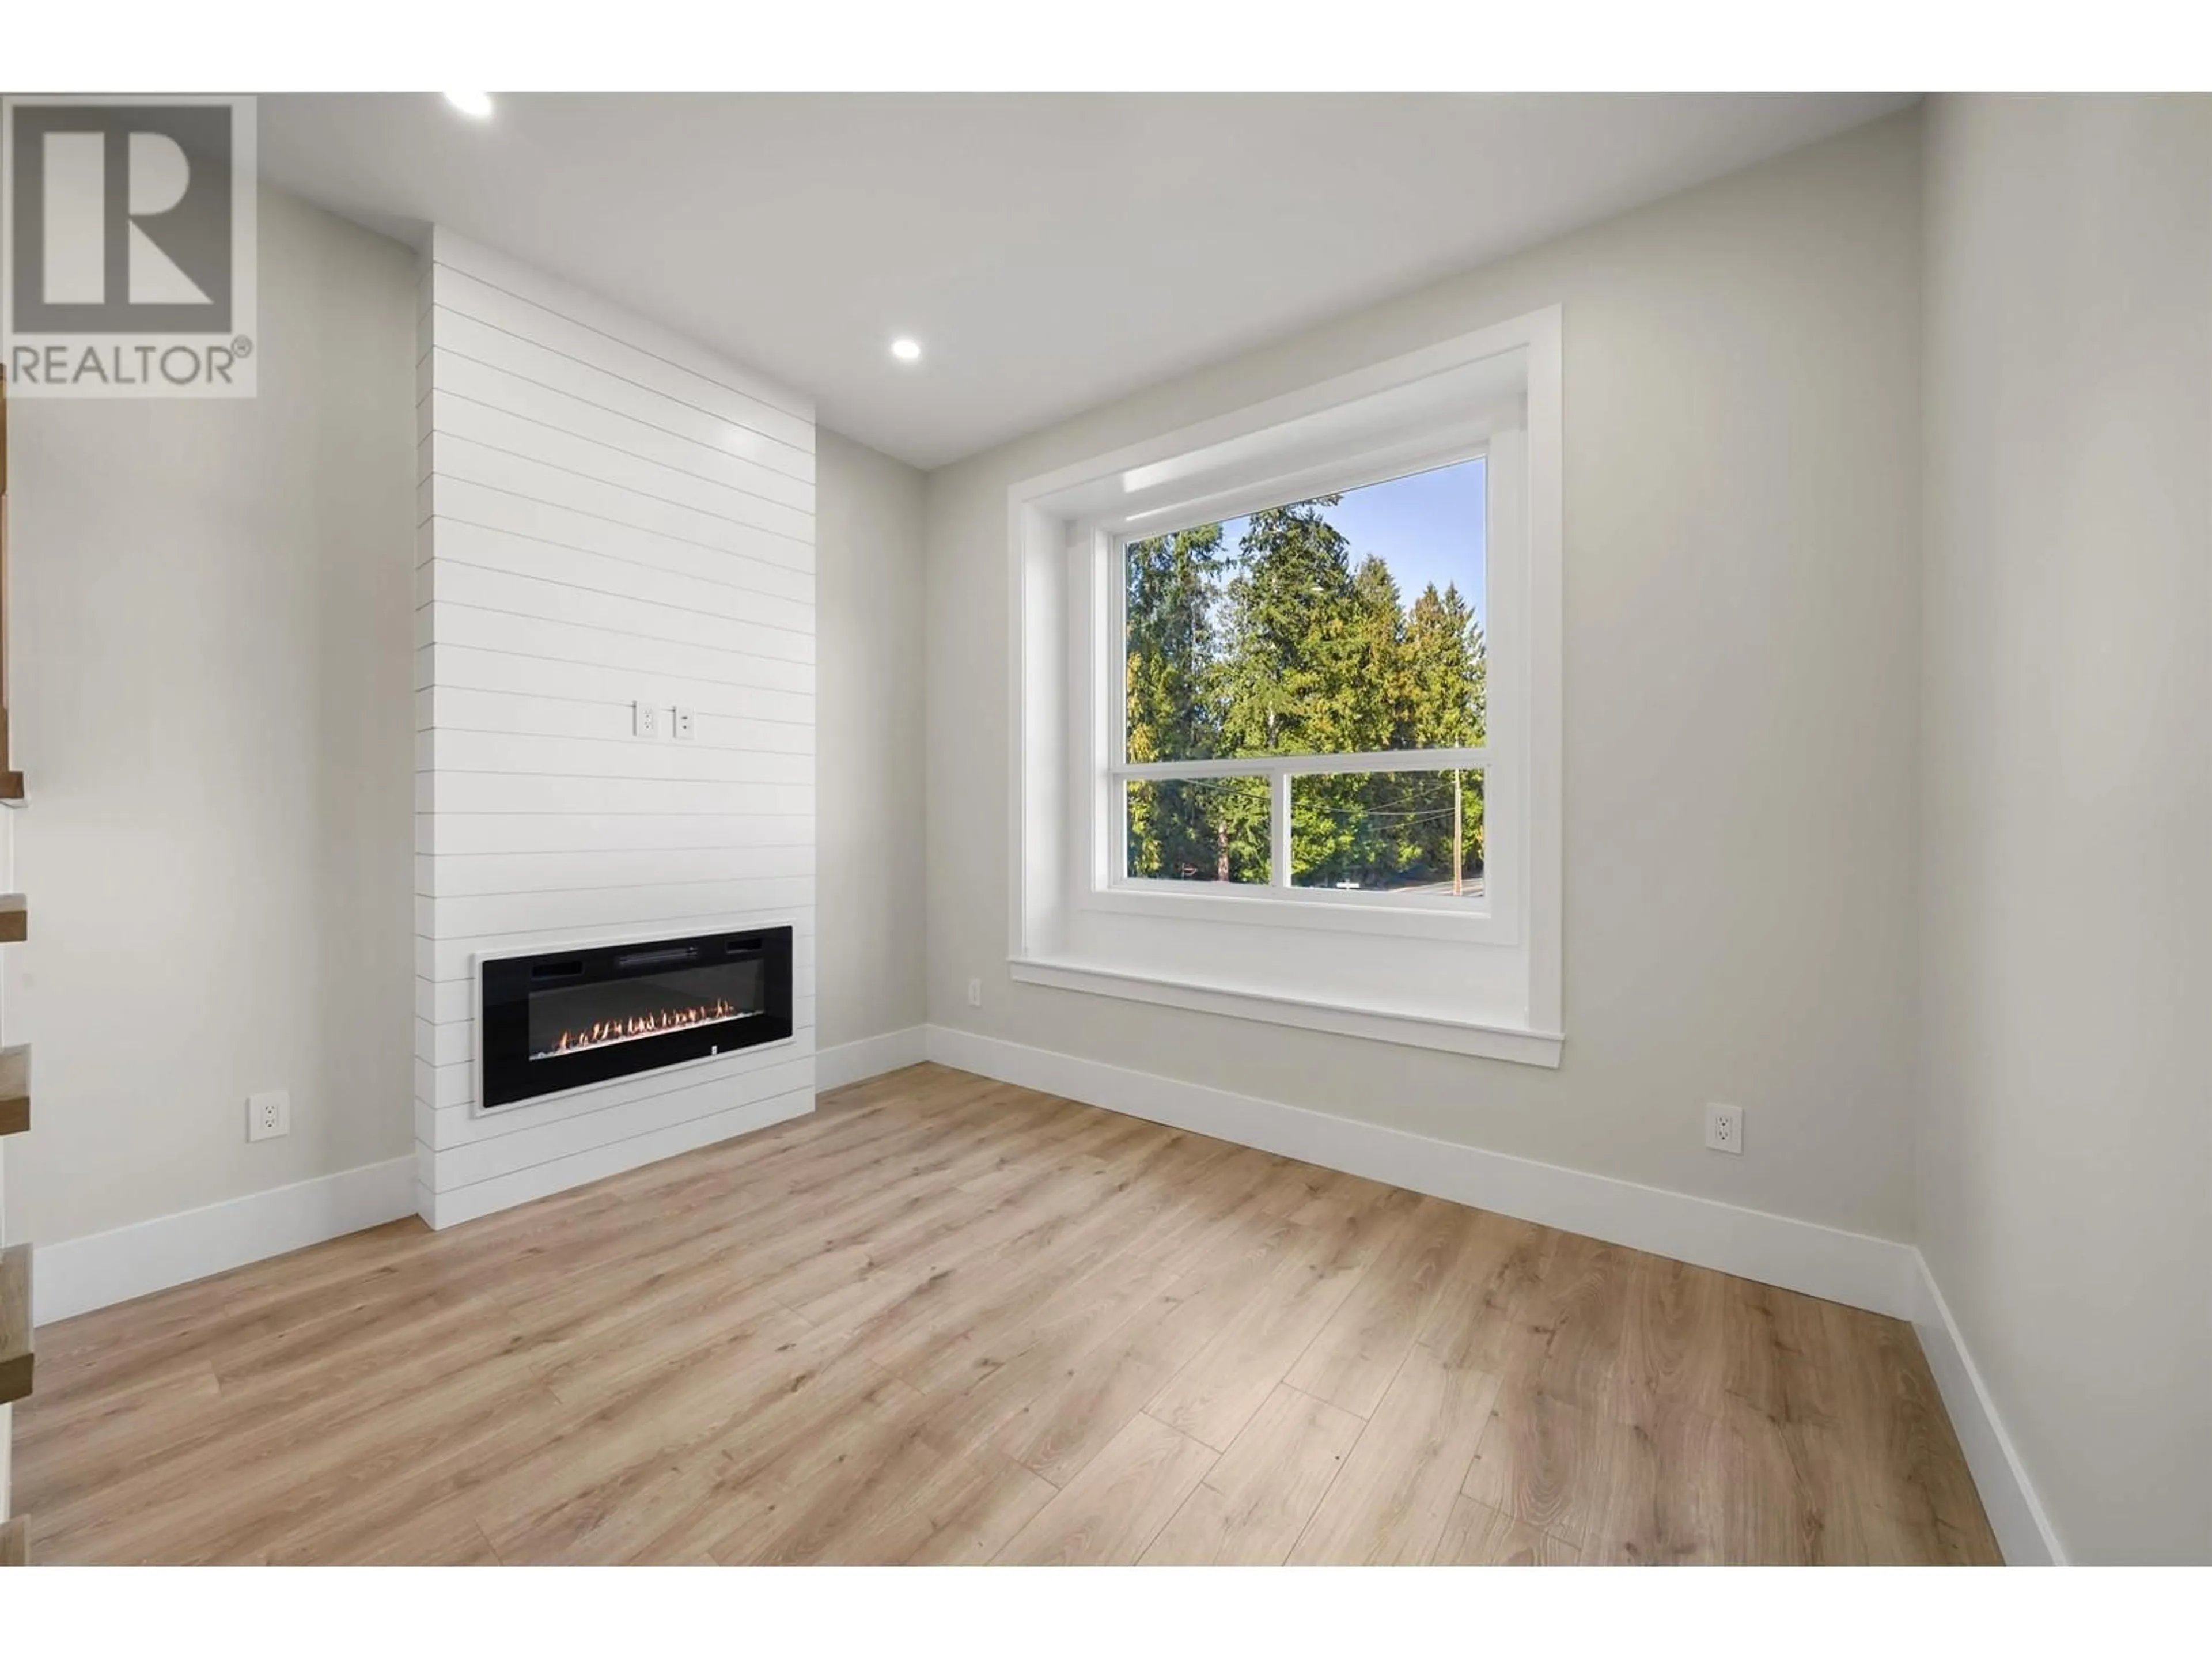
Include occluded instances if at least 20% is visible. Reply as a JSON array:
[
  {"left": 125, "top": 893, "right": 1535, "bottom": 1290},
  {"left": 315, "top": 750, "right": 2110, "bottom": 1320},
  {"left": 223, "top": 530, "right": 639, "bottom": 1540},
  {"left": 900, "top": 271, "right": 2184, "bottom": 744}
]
[{"left": 414, "top": 229, "right": 816, "bottom": 1229}]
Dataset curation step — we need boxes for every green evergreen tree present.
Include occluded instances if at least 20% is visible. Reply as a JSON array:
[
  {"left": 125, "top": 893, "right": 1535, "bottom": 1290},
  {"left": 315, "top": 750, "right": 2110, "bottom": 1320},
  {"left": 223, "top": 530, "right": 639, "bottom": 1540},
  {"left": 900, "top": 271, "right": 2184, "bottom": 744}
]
[
  {"left": 1123, "top": 524, "right": 1226, "bottom": 879},
  {"left": 1290, "top": 555, "right": 1410, "bottom": 885},
  {"left": 1212, "top": 499, "right": 1365, "bottom": 882},
  {"left": 1400, "top": 581, "right": 1487, "bottom": 882},
  {"left": 1215, "top": 499, "right": 1354, "bottom": 752}
]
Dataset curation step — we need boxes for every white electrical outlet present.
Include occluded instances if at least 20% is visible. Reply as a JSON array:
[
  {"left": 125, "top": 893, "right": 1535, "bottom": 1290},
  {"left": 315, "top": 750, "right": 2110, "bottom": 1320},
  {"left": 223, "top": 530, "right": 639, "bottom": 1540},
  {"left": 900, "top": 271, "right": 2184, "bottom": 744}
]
[
  {"left": 248, "top": 1089, "right": 291, "bottom": 1142},
  {"left": 672, "top": 706, "right": 695, "bottom": 741},
  {"left": 967, "top": 977, "right": 982, "bottom": 1007},
  {"left": 1705, "top": 1103, "right": 1744, "bottom": 1156},
  {"left": 633, "top": 701, "right": 661, "bottom": 738}
]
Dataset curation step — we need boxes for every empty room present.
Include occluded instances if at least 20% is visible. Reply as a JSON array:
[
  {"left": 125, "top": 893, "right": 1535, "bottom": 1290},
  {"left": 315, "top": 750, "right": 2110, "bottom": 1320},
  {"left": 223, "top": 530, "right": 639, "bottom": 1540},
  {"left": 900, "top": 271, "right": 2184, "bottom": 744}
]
[{"left": 1, "top": 23, "right": 2208, "bottom": 1622}]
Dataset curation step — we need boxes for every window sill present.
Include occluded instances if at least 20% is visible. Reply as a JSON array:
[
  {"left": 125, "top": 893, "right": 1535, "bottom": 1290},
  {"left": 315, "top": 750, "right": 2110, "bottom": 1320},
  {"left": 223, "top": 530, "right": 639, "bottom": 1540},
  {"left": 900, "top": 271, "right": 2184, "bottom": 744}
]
[
  {"left": 1082, "top": 880, "right": 1518, "bottom": 945},
  {"left": 1008, "top": 955, "right": 1564, "bottom": 1069}
]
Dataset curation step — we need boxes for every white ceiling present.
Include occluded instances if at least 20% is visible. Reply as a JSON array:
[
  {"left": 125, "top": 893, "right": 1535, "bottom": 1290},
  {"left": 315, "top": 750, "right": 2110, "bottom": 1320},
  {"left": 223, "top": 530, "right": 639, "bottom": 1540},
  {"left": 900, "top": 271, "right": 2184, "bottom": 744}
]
[{"left": 259, "top": 93, "right": 1913, "bottom": 469}]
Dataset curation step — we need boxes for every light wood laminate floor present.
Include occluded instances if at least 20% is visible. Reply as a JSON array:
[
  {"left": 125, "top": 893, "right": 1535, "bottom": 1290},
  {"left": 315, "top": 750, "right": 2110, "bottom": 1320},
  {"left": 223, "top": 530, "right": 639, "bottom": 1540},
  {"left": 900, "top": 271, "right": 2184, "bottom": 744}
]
[{"left": 14, "top": 1065, "right": 2000, "bottom": 1565}]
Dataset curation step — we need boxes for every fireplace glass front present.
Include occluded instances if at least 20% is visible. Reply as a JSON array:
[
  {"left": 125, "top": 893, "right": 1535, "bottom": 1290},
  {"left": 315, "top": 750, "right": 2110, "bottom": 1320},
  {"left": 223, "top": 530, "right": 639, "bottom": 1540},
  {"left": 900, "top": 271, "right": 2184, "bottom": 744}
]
[{"left": 479, "top": 927, "right": 794, "bottom": 1111}]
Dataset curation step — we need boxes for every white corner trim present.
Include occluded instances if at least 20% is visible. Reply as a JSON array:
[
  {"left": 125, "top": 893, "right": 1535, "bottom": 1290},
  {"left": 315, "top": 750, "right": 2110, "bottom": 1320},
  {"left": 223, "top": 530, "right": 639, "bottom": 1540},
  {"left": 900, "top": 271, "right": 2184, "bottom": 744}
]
[
  {"left": 1910, "top": 1253, "right": 2066, "bottom": 1565},
  {"left": 815, "top": 1025, "right": 930, "bottom": 1092},
  {"left": 1009, "top": 957, "right": 1564, "bottom": 1069},
  {"left": 32, "top": 1157, "right": 417, "bottom": 1327},
  {"left": 924, "top": 1024, "right": 1915, "bottom": 1320}
]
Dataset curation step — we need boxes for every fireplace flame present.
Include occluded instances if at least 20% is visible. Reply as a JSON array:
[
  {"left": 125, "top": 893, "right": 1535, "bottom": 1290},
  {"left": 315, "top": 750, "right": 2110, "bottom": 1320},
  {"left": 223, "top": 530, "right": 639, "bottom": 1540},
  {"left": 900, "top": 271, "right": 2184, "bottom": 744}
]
[{"left": 536, "top": 998, "right": 755, "bottom": 1060}]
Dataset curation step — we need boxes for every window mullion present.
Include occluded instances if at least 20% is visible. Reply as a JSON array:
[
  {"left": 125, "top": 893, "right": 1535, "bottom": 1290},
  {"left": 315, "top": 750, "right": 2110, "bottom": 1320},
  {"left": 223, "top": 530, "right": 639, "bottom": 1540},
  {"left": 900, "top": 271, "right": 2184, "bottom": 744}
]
[{"left": 1270, "top": 770, "right": 1292, "bottom": 889}]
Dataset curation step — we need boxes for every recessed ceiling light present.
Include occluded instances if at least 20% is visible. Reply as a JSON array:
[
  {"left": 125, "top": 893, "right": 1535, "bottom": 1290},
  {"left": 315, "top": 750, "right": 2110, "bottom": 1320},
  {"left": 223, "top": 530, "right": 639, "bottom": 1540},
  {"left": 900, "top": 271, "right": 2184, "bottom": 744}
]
[
  {"left": 890, "top": 338, "right": 922, "bottom": 363},
  {"left": 445, "top": 91, "right": 495, "bottom": 120}
]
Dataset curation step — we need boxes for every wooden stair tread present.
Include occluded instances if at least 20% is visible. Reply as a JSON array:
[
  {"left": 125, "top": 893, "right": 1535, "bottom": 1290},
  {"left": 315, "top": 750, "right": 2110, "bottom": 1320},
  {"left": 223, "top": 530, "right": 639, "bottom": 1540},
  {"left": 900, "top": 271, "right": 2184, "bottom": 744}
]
[
  {"left": 0, "top": 1043, "right": 25, "bottom": 1138},
  {"left": 1, "top": 1243, "right": 31, "bottom": 1407},
  {"left": 0, "top": 894, "right": 22, "bottom": 944}
]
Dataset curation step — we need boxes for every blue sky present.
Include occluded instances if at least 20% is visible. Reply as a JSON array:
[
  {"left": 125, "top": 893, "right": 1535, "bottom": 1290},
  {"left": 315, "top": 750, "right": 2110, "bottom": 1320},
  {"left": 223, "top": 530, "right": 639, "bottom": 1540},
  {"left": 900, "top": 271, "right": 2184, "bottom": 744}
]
[{"left": 1215, "top": 456, "right": 1487, "bottom": 626}]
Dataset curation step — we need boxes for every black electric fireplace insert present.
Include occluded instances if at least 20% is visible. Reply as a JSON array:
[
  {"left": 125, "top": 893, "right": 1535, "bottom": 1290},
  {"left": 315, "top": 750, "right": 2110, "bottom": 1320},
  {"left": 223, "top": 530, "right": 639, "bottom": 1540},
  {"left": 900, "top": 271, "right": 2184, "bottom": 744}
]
[{"left": 479, "top": 926, "right": 794, "bottom": 1111}]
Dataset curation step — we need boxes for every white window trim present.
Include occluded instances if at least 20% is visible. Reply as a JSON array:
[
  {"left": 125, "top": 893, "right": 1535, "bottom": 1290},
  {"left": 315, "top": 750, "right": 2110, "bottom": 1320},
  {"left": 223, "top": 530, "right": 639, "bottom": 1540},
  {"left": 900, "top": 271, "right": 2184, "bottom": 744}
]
[
  {"left": 1007, "top": 956, "right": 1568, "bottom": 1067},
  {"left": 1007, "top": 308, "right": 1563, "bottom": 1066}
]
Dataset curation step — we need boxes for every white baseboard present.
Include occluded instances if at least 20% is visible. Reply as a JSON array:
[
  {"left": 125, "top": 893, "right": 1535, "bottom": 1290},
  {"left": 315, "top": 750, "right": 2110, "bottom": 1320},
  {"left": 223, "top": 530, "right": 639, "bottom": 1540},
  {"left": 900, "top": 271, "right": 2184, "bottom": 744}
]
[
  {"left": 816, "top": 1025, "right": 930, "bottom": 1092},
  {"left": 1910, "top": 1253, "right": 2064, "bottom": 1565},
  {"left": 34, "top": 1157, "right": 418, "bottom": 1327},
  {"left": 923, "top": 1024, "right": 1921, "bottom": 1321}
]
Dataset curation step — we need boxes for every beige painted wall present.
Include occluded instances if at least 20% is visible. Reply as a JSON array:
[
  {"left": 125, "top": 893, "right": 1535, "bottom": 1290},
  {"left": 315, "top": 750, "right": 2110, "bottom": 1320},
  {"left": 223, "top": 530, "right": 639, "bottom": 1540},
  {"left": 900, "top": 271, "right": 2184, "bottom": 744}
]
[
  {"left": 1918, "top": 93, "right": 2212, "bottom": 1565},
  {"left": 3, "top": 183, "right": 421, "bottom": 1245},
  {"left": 815, "top": 428, "right": 928, "bottom": 1048},
  {"left": 924, "top": 112, "right": 1926, "bottom": 1241}
]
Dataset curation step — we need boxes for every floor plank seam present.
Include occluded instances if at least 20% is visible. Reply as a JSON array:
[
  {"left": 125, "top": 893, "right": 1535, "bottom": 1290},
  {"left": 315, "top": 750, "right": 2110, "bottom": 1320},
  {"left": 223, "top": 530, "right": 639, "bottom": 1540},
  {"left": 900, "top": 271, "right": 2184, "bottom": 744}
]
[{"left": 1282, "top": 1396, "right": 1375, "bottom": 1563}]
